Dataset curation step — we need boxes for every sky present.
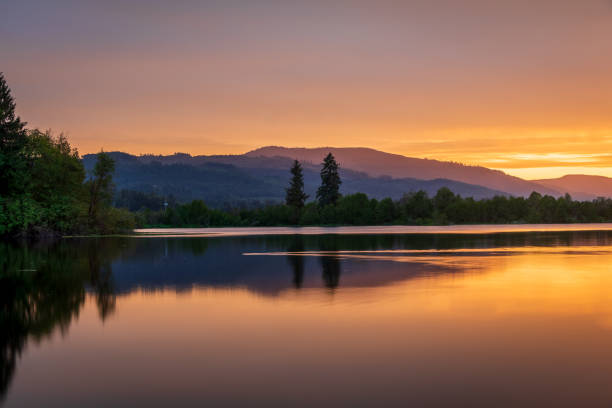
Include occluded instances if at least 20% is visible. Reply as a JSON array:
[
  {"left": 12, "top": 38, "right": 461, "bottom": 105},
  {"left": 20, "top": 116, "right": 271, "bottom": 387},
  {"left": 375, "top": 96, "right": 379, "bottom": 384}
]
[{"left": 1, "top": 0, "right": 612, "bottom": 179}]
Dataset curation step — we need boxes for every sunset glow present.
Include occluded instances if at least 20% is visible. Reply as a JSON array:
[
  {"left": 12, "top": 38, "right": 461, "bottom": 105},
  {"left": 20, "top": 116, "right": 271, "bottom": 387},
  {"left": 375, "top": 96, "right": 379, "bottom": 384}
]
[
  {"left": 2, "top": 0, "right": 612, "bottom": 179},
  {"left": 7, "top": 3, "right": 612, "bottom": 405}
]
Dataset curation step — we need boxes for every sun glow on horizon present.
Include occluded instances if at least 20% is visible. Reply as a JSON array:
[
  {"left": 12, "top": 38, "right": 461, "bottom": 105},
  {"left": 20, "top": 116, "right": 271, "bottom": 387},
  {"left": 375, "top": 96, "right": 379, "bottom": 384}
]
[{"left": 3, "top": 0, "right": 612, "bottom": 180}]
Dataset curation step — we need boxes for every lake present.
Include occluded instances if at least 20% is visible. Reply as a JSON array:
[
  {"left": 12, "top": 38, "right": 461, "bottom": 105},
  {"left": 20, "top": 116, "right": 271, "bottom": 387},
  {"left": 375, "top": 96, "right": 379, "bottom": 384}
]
[{"left": 4, "top": 225, "right": 612, "bottom": 407}]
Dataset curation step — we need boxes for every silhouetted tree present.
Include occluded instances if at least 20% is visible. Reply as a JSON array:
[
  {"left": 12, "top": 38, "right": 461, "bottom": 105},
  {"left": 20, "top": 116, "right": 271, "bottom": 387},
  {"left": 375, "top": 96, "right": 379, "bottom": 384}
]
[
  {"left": 433, "top": 187, "right": 456, "bottom": 212},
  {"left": 376, "top": 197, "right": 396, "bottom": 224},
  {"left": 400, "top": 190, "right": 433, "bottom": 221},
  {"left": 335, "top": 193, "right": 375, "bottom": 225},
  {"left": 0, "top": 72, "right": 27, "bottom": 197},
  {"left": 285, "top": 160, "right": 308, "bottom": 209},
  {"left": 0, "top": 74, "right": 98, "bottom": 237},
  {"left": 27, "top": 130, "right": 86, "bottom": 232},
  {"left": 316, "top": 153, "right": 341, "bottom": 206},
  {"left": 87, "top": 151, "right": 115, "bottom": 228}
]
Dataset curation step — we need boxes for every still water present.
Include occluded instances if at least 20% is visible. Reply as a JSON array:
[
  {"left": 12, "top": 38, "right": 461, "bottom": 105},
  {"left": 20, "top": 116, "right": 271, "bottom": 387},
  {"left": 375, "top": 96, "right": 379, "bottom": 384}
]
[{"left": 4, "top": 226, "right": 612, "bottom": 406}]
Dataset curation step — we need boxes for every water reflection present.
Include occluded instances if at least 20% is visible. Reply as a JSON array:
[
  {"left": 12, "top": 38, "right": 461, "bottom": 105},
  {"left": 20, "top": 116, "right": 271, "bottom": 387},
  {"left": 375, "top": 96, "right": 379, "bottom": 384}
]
[
  {"left": 3, "top": 230, "right": 612, "bottom": 406},
  {"left": 0, "top": 240, "right": 118, "bottom": 401},
  {"left": 321, "top": 256, "right": 341, "bottom": 290},
  {"left": 286, "top": 237, "right": 304, "bottom": 289}
]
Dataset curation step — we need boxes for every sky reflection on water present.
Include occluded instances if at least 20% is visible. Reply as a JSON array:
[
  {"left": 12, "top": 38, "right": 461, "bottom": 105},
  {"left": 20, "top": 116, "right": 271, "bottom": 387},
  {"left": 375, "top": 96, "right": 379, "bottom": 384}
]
[{"left": 3, "top": 230, "right": 612, "bottom": 407}]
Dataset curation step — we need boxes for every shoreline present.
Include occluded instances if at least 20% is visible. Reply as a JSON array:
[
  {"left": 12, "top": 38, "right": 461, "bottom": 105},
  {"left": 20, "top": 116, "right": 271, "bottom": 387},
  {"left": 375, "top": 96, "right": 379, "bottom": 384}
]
[{"left": 131, "top": 223, "right": 612, "bottom": 238}]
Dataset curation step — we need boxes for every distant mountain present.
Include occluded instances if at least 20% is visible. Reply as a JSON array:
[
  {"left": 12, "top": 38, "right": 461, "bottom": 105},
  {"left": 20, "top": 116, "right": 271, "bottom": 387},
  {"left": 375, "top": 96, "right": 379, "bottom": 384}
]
[
  {"left": 82, "top": 152, "right": 508, "bottom": 207},
  {"left": 82, "top": 152, "right": 284, "bottom": 205},
  {"left": 534, "top": 175, "right": 612, "bottom": 200},
  {"left": 246, "top": 146, "right": 560, "bottom": 197}
]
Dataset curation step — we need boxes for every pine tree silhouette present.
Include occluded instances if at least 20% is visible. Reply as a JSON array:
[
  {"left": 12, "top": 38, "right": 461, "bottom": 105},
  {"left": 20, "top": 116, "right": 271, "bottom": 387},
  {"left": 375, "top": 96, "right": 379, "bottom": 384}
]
[
  {"left": 285, "top": 159, "right": 308, "bottom": 208},
  {"left": 316, "top": 153, "right": 341, "bottom": 206}
]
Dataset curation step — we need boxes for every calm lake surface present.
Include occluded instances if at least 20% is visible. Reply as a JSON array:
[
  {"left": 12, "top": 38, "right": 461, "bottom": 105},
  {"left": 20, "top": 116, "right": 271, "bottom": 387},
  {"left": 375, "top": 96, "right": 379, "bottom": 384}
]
[{"left": 4, "top": 225, "right": 612, "bottom": 406}]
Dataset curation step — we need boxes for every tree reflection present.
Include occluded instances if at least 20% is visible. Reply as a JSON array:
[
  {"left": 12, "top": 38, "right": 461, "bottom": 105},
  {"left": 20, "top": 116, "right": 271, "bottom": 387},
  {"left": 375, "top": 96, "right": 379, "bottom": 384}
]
[
  {"left": 0, "top": 240, "right": 121, "bottom": 401},
  {"left": 87, "top": 242, "right": 117, "bottom": 322},
  {"left": 320, "top": 255, "right": 341, "bottom": 289},
  {"left": 4, "top": 230, "right": 611, "bottom": 401},
  {"left": 287, "top": 236, "right": 305, "bottom": 289},
  {"left": 315, "top": 239, "right": 342, "bottom": 290}
]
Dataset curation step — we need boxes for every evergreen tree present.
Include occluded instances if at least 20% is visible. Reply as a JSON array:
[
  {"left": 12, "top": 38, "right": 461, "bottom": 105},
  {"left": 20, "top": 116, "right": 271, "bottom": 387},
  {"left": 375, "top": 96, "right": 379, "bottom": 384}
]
[
  {"left": 0, "top": 72, "right": 27, "bottom": 196},
  {"left": 87, "top": 151, "right": 116, "bottom": 228},
  {"left": 0, "top": 74, "right": 134, "bottom": 237},
  {"left": 316, "top": 153, "right": 341, "bottom": 206},
  {"left": 285, "top": 160, "right": 308, "bottom": 208}
]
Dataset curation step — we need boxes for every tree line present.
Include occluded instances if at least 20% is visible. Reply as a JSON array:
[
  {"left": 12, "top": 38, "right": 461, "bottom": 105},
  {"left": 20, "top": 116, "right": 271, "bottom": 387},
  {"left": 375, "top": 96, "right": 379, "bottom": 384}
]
[
  {"left": 134, "top": 188, "right": 612, "bottom": 228},
  {"left": 5, "top": 69, "right": 612, "bottom": 236},
  {"left": 0, "top": 73, "right": 135, "bottom": 238},
  {"left": 130, "top": 155, "right": 612, "bottom": 227}
]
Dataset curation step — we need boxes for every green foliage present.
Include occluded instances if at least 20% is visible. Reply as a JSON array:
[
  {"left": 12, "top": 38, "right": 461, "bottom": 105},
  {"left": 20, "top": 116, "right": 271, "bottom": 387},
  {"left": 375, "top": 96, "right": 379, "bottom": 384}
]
[
  {"left": 83, "top": 153, "right": 136, "bottom": 234},
  {"left": 115, "top": 189, "right": 173, "bottom": 212},
  {"left": 0, "top": 129, "right": 87, "bottom": 237},
  {"left": 113, "top": 142, "right": 612, "bottom": 229},
  {"left": 86, "top": 151, "right": 115, "bottom": 225},
  {"left": 0, "top": 74, "right": 133, "bottom": 238},
  {"left": 5, "top": 70, "right": 612, "bottom": 234},
  {"left": 376, "top": 197, "right": 396, "bottom": 224},
  {"left": 0, "top": 72, "right": 31, "bottom": 236},
  {"left": 335, "top": 193, "right": 375, "bottom": 225},
  {"left": 319, "top": 204, "right": 338, "bottom": 225},
  {"left": 399, "top": 191, "right": 433, "bottom": 222},
  {"left": 148, "top": 199, "right": 240, "bottom": 227},
  {"left": 27, "top": 130, "right": 86, "bottom": 232},
  {"left": 0, "top": 72, "right": 27, "bottom": 198},
  {"left": 433, "top": 187, "right": 457, "bottom": 212},
  {"left": 0, "top": 197, "right": 41, "bottom": 236},
  {"left": 138, "top": 189, "right": 612, "bottom": 228},
  {"left": 299, "top": 203, "right": 322, "bottom": 225},
  {"left": 101, "top": 207, "right": 136, "bottom": 234},
  {"left": 316, "top": 153, "right": 341, "bottom": 206}
]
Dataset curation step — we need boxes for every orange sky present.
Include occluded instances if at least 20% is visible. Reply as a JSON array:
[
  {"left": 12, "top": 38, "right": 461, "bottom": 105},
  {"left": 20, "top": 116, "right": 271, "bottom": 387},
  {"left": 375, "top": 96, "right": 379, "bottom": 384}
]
[{"left": 2, "top": 0, "right": 612, "bottom": 179}]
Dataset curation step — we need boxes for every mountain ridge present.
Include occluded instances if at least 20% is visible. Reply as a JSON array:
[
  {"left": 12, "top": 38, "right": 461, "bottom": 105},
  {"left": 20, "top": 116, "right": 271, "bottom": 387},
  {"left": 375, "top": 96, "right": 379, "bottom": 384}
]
[
  {"left": 82, "top": 151, "right": 509, "bottom": 207},
  {"left": 81, "top": 147, "right": 612, "bottom": 206},
  {"left": 245, "top": 146, "right": 560, "bottom": 197},
  {"left": 534, "top": 175, "right": 612, "bottom": 200}
]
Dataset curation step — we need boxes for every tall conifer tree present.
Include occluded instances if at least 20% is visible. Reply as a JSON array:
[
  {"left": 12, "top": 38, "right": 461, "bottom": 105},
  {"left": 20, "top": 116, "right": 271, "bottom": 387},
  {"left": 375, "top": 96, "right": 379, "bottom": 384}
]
[
  {"left": 286, "top": 159, "right": 308, "bottom": 208},
  {"left": 0, "top": 72, "right": 27, "bottom": 196},
  {"left": 87, "top": 151, "right": 116, "bottom": 227},
  {"left": 316, "top": 153, "right": 341, "bottom": 206}
]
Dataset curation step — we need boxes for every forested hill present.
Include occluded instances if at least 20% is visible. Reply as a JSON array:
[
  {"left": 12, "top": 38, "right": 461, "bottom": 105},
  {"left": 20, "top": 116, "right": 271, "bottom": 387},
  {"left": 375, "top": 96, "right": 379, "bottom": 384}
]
[
  {"left": 81, "top": 152, "right": 507, "bottom": 208},
  {"left": 533, "top": 175, "right": 612, "bottom": 200},
  {"left": 246, "top": 146, "right": 561, "bottom": 197}
]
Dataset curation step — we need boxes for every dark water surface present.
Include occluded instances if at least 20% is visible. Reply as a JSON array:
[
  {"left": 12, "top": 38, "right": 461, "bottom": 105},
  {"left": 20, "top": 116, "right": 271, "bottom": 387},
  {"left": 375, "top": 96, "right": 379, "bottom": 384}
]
[{"left": 4, "top": 228, "right": 612, "bottom": 407}]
